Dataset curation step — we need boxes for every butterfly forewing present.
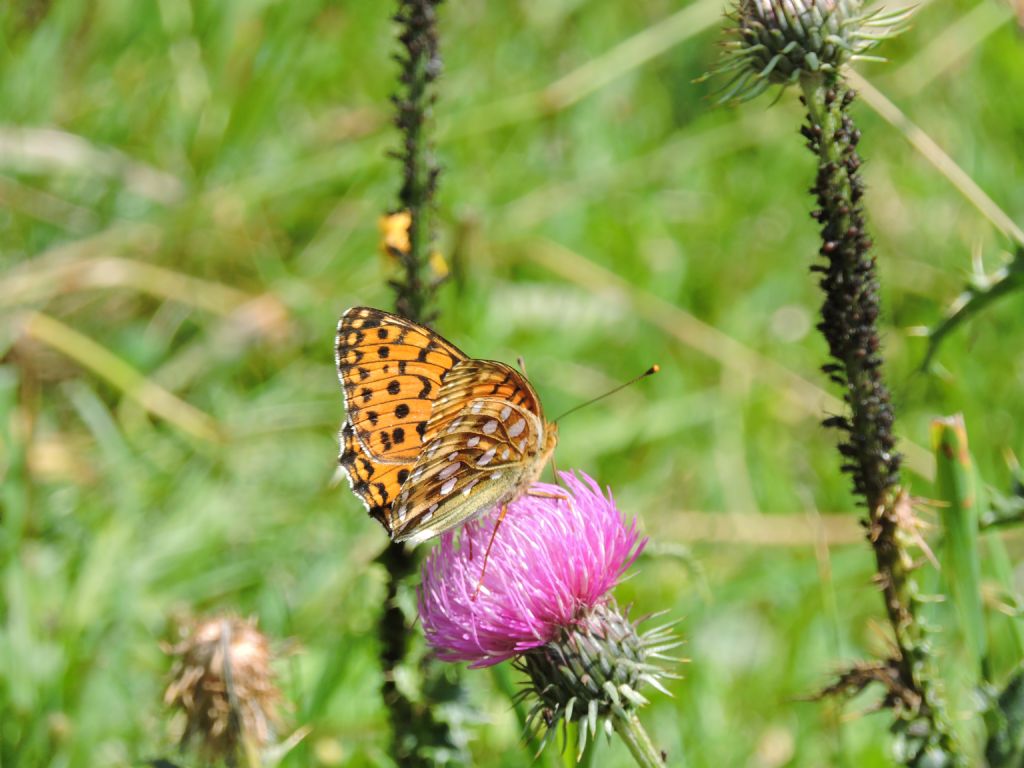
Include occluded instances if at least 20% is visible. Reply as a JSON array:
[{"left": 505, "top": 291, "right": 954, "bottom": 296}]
[
  {"left": 338, "top": 421, "right": 414, "bottom": 525},
  {"left": 336, "top": 307, "right": 466, "bottom": 462}
]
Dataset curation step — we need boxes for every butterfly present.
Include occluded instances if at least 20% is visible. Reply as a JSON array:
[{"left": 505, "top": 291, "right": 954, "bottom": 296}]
[{"left": 335, "top": 307, "right": 559, "bottom": 545}]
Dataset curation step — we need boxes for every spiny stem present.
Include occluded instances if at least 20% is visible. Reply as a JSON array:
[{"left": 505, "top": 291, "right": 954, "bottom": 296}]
[
  {"left": 390, "top": 0, "right": 443, "bottom": 325},
  {"left": 799, "top": 72, "right": 962, "bottom": 762}
]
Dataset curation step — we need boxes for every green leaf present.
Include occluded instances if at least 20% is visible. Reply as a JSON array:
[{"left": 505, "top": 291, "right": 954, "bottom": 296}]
[{"left": 923, "top": 245, "right": 1024, "bottom": 371}]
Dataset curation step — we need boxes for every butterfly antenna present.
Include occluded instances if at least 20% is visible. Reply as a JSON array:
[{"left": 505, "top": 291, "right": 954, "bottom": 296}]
[
  {"left": 553, "top": 364, "right": 659, "bottom": 423},
  {"left": 517, "top": 355, "right": 528, "bottom": 376}
]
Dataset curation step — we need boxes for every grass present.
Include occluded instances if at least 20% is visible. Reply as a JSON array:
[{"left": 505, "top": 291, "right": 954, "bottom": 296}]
[{"left": 1, "top": 1, "right": 1023, "bottom": 766}]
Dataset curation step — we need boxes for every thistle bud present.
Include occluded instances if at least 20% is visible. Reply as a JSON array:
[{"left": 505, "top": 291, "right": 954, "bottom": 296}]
[{"left": 707, "top": 0, "right": 912, "bottom": 102}]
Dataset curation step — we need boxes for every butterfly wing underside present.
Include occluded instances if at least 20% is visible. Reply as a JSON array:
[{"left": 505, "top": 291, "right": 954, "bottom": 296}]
[
  {"left": 388, "top": 360, "right": 549, "bottom": 544},
  {"left": 336, "top": 307, "right": 466, "bottom": 524},
  {"left": 337, "top": 307, "right": 555, "bottom": 543}
]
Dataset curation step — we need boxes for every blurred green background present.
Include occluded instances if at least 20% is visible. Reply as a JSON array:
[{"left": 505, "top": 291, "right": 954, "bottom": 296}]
[{"left": 1, "top": 1, "right": 1023, "bottom": 765}]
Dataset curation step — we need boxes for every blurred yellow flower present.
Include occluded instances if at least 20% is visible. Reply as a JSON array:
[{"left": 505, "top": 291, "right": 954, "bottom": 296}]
[{"left": 379, "top": 210, "right": 412, "bottom": 257}]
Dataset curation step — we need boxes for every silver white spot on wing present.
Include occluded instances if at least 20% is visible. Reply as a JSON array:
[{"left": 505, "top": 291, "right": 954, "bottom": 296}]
[
  {"left": 439, "top": 462, "right": 461, "bottom": 480},
  {"left": 489, "top": 471, "right": 502, "bottom": 481},
  {"left": 500, "top": 405, "right": 512, "bottom": 420},
  {"left": 478, "top": 447, "right": 496, "bottom": 466},
  {"left": 507, "top": 418, "right": 525, "bottom": 438},
  {"left": 483, "top": 420, "right": 499, "bottom": 435},
  {"left": 466, "top": 436, "right": 480, "bottom": 448},
  {"left": 440, "top": 477, "right": 458, "bottom": 495}
]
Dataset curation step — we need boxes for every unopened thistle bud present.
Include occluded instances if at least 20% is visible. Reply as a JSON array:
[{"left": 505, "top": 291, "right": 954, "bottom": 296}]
[
  {"left": 707, "top": 0, "right": 912, "bottom": 102},
  {"left": 164, "top": 615, "right": 283, "bottom": 764}
]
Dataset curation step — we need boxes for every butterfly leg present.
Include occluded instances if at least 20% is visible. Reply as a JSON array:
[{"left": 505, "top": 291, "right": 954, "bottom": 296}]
[
  {"left": 472, "top": 504, "right": 508, "bottom": 601},
  {"left": 527, "top": 489, "right": 570, "bottom": 502}
]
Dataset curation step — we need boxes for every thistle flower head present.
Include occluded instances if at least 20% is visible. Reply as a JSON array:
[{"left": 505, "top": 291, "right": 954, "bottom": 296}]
[
  {"left": 419, "top": 471, "right": 680, "bottom": 756},
  {"left": 164, "top": 615, "right": 283, "bottom": 762},
  {"left": 707, "top": 0, "right": 912, "bottom": 102},
  {"left": 419, "top": 471, "right": 645, "bottom": 667}
]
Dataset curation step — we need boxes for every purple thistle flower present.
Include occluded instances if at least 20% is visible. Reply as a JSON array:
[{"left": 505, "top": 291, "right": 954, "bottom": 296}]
[
  {"left": 419, "top": 470, "right": 678, "bottom": 764},
  {"left": 419, "top": 470, "right": 645, "bottom": 668}
]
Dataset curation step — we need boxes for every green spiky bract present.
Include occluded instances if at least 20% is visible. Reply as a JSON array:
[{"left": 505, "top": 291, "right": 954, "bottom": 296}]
[
  {"left": 515, "top": 603, "right": 679, "bottom": 764},
  {"left": 707, "top": 0, "right": 912, "bottom": 104}
]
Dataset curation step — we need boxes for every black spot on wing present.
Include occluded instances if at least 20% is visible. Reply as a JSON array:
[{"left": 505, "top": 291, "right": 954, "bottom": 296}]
[
  {"left": 388, "top": 380, "right": 401, "bottom": 395},
  {"left": 416, "top": 376, "right": 432, "bottom": 398},
  {"left": 416, "top": 340, "right": 437, "bottom": 362},
  {"left": 397, "top": 469, "right": 409, "bottom": 484}
]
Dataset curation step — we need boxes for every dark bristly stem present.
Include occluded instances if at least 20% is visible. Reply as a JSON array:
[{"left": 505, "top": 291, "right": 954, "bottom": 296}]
[
  {"left": 799, "top": 72, "right": 960, "bottom": 762},
  {"left": 377, "top": 2, "right": 456, "bottom": 765},
  {"left": 389, "top": 0, "right": 443, "bottom": 325}
]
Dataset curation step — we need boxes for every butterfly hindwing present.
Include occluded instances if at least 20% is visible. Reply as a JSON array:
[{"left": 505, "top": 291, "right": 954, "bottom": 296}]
[
  {"left": 388, "top": 398, "right": 544, "bottom": 544},
  {"left": 336, "top": 307, "right": 467, "bottom": 463},
  {"left": 424, "top": 359, "right": 543, "bottom": 440}
]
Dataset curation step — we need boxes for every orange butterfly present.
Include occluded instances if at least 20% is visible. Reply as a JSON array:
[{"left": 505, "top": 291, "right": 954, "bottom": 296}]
[{"left": 336, "top": 307, "right": 558, "bottom": 545}]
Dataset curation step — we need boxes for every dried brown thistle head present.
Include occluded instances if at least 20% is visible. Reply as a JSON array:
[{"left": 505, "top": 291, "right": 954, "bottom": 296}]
[{"left": 164, "top": 615, "right": 282, "bottom": 763}]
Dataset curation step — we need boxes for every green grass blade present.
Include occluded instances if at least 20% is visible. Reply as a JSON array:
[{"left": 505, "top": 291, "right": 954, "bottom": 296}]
[{"left": 932, "top": 414, "right": 988, "bottom": 675}]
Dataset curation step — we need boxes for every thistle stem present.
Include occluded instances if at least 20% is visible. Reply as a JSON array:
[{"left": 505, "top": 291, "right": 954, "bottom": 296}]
[
  {"left": 612, "top": 711, "right": 664, "bottom": 768},
  {"left": 376, "top": 2, "right": 455, "bottom": 765},
  {"left": 391, "top": 0, "right": 442, "bottom": 324},
  {"left": 799, "top": 72, "right": 962, "bottom": 761}
]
